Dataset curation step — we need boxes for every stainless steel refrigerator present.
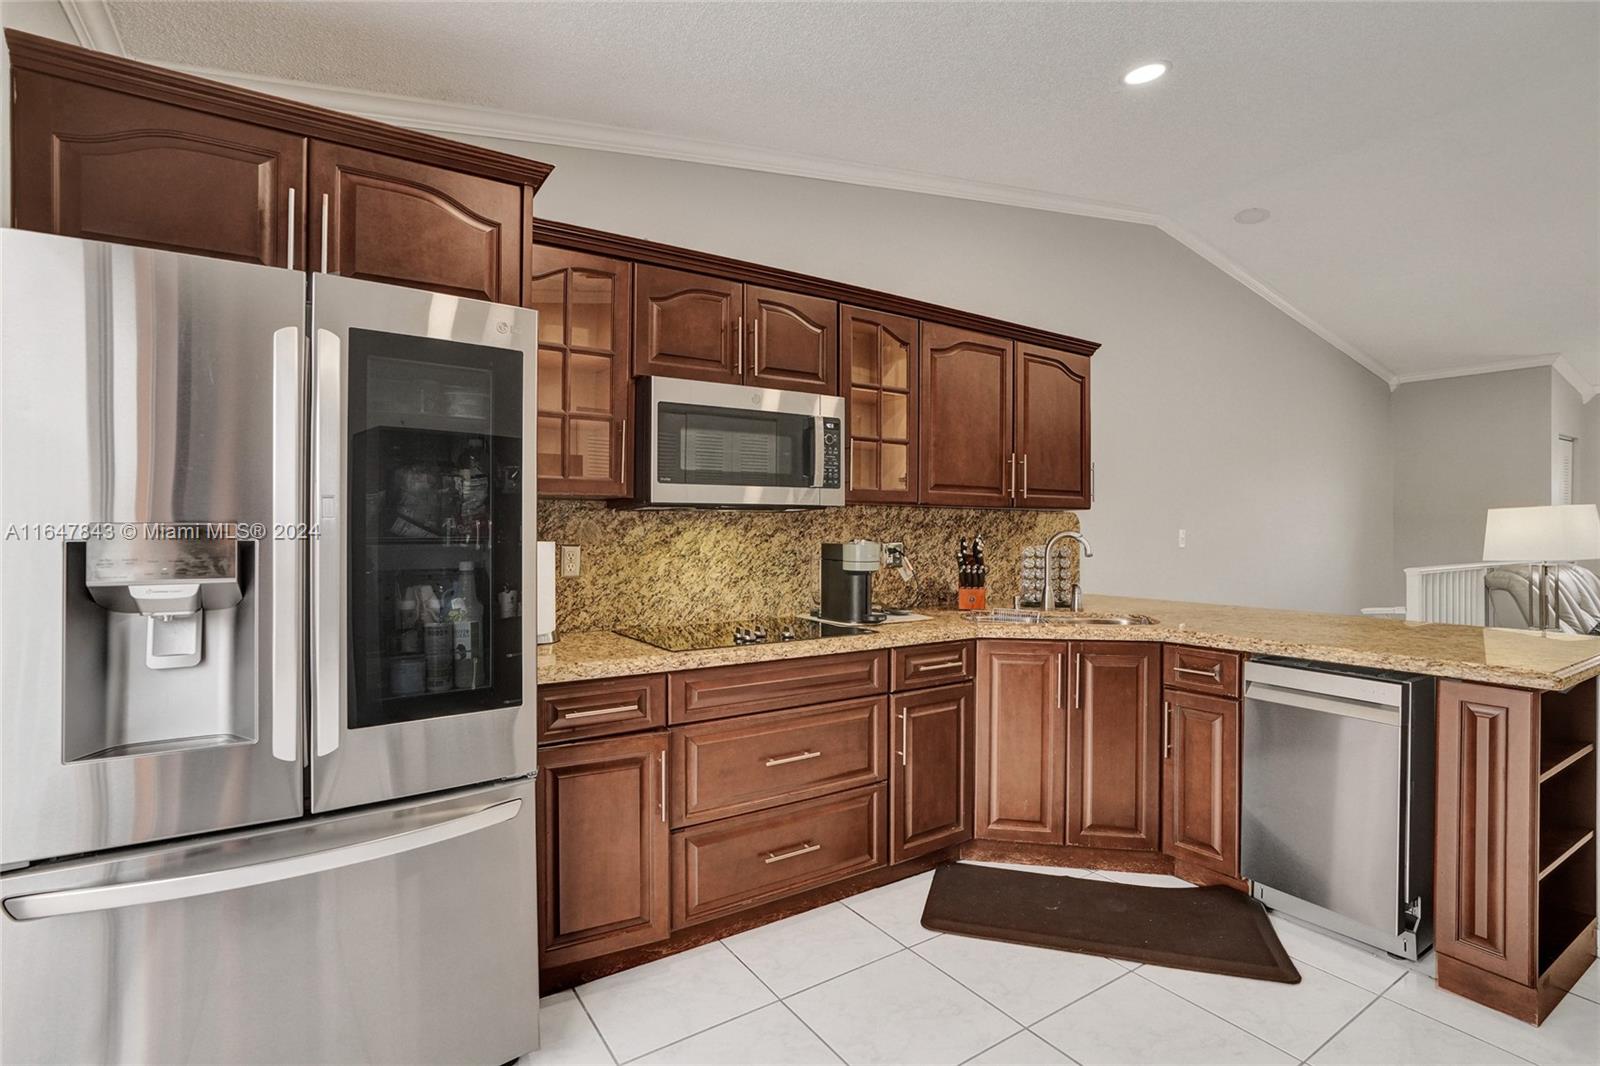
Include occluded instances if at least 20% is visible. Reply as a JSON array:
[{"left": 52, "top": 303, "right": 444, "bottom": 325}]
[{"left": 0, "top": 230, "right": 540, "bottom": 1064}]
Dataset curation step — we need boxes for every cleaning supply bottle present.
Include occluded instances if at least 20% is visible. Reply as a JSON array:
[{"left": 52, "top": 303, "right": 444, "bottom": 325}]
[{"left": 448, "top": 561, "right": 484, "bottom": 687}]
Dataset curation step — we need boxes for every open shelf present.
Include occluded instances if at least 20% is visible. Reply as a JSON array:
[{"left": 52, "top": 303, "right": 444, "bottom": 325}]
[
  {"left": 1540, "top": 741, "right": 1596, "bottom": 784},
  {"left": 1539, "top": 827, "right": 1596, "bottom": 880}
]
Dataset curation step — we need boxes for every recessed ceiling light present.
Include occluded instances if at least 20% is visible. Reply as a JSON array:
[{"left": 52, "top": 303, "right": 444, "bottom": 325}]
[
  {"left": 1233, "top": 207, "right": 1271, "bottom": 224},
  {"left": 1122, "top": 62, "right": 1169, "bottom": 86}
]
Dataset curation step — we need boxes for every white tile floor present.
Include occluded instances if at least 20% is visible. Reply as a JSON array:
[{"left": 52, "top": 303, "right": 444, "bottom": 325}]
[{"left": 524, "top": 862, "right": 1600, "bottom": 1066}]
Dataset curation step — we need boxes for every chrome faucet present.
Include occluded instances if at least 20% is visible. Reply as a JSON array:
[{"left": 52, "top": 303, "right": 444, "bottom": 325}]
[{"left": 1043, "top": 530, "right": 1093, "bottom": 612}]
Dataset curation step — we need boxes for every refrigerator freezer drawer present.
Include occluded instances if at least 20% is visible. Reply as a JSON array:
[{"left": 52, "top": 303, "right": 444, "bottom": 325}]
[{"left": 1, "top": 778, "right": 538, "bottom": 1065}]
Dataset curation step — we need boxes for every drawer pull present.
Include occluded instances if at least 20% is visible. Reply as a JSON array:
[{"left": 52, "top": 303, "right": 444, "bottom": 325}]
[
  {"left": 560, "top": 703, "right": 641, "bottom": 720},
  {"left": 764, "top": 842, "right": 821, "bottom": 864},
  {"left": 1175, "top": 664, "right": 1223, "bottom": 681},
  {"left": 917, "top": 660, "right": 963, "bottom": 672},
  {"left": 765, "top": 750, "right": 823, "bottom": 767}
]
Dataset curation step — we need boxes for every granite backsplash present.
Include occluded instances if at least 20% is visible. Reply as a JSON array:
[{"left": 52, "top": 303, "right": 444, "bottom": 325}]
[{"left": 536, "top": 499, "right": 1081, "bottom": 633}]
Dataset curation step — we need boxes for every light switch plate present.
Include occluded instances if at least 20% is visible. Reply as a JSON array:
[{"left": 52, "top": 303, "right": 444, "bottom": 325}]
[{"left": 560, "top": 545, "right": 581, "bottom": 577}]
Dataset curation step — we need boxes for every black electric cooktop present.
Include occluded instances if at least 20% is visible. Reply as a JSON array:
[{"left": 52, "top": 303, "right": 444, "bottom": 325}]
[{"left": 618, "top": 616, "right": 873, "bottom": 651}]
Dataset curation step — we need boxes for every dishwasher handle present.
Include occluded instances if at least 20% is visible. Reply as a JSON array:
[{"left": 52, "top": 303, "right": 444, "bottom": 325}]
[{"left": 1244, "top": 681, "right": 1402, "bottom": 726}]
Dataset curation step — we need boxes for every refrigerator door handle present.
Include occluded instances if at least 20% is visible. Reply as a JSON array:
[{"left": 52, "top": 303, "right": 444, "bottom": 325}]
[
  {"left": 3, "top": 798, "right": 522, "bottom": 921},
  {"left": 310, "top": 325, "right": 344, "bottom": 757},
  {"left": 270, "top": 326, "right": 303, "bottom": 763}
]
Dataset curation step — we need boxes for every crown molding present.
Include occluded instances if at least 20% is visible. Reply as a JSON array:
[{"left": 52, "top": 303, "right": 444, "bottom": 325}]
[
  {"left": 1391, "top": 354, "right": 1597, "bottom": 402},
  {"left": 58, "top": 1, "right": 124, "bottom": 56}
]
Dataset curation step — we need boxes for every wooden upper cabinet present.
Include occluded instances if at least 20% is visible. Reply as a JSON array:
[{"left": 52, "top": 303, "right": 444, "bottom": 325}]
[
  {"left": 1068, "top": 642, "right": 1162, "bottom": 851},
  {"left": 530, "top": 246, "right": 633, "bottom": 497},
  {"left": 919, "top": 324, "right": 1014, "bottom": 507},
  {"left": 843, "top": 306, "right": 918, "bottom": 503},
  {"left": 1015, "top": 343, "right": 1091, "bottom": 509},
  {"left": 11, "top": 70, "right": 305, "bottom": 267},
  {"left": 975, "top": 641, "right": 1066, "bottom": 844},
  {"left": 309, "top": 141, "right": 522, "bottom": 303},
  {"left": 744, "top": 286, "right": 837, "bottom": 394},
  {"left": 1161, "top": 688, "right": 1240, "bottom": 878},
  {"left": 536, "top": 732, "right": 670, "bottom": 970},
  {"left": 891, "top": 682, "right": 976, "bottom": 863},
  {"left": 633, "top": 265, "right": 743, "bottom": 383}
]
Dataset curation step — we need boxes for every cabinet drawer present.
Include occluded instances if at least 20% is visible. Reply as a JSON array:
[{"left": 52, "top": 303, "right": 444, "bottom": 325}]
[
  {"left": 892, "top": 642, "right": 974, "bottom": 690},
  {"left": 1162, "top": 645, "right": 1241, "bottom": 699},
  {"left": 672, "top": 697, "right": 888, "bottom": 826},
  {"left": 669, "top": 651, "right": 888, "bottom": 725},
  {"left": 671, "top": 785, "right": 886, "bottom": 927},
  {"left": 538, "top": 675, "right": 666, "bottom": 743}
]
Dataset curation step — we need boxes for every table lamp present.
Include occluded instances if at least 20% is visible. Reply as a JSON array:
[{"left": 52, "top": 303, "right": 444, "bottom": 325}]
[{"left": 1482, "top": 504, "right": 1600, "bottom": 632}]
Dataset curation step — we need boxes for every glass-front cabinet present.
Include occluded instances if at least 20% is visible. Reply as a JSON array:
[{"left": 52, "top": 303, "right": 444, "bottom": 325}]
[
  {"left": 530, "top": 245, "right": 632, "bottom": 497},
  {"left": 842, "top": 305, "right": 919, "bottom": 503},
  {"left": 348, "top": 327, "right": 523, "bottom": 729}
]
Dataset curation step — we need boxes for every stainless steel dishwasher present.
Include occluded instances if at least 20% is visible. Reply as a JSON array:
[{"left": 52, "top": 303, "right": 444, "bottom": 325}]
[{"left": 1241, "top": 657, "right": 1435, "bottom": 959}]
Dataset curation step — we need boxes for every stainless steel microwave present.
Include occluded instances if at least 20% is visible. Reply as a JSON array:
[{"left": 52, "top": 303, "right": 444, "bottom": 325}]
[{"left": 634, "top": 376, "right": 845, "bottom": 507}]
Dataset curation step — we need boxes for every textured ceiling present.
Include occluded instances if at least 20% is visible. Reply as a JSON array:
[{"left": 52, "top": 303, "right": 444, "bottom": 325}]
[{"left": 98, "top": 1, "right": 1600, "bottom": 386}]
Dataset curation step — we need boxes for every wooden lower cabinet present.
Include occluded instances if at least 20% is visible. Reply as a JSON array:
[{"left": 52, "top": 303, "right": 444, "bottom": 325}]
[
  {"left": 975, "top": 641, "right": 1067, "bottom": 844},
  {"left": 671, "top": 785, "right": 886, "bottom": 927},
  {"left": 1068, "top": 642, "right": 1162, "bottom": 851},
  {"left": 891, "top": 682, "right": 976, "bottom": 862},
  {"left": 537, "top": 733, "right": 669, "bottom": 968},
  {"left": 1161, "top": 688, "right": 1240, "bottom": 877}
]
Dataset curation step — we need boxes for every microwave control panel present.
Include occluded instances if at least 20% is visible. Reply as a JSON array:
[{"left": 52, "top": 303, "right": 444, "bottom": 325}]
[{"left": 821, "top": 417, "right": 842, "bottom": 489}]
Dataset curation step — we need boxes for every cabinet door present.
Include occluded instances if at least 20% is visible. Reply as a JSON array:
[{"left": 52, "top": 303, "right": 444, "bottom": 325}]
[
  {"left": 1434, "top": 681, "right": 1537, "bottom": 984},
  {"left": 529, "top": 246, "right": 632, "bottom": 497},
  {"left": 891, "top": 682, "right": 976, "bottom": 862},
  {"left": 976, "top": 641, "right": 1066, "bottom": 843},
  {"left": 11, "top": 71, "right": 304, "bottom": 267},
  {"left": 633, "top": 265, "right": 743, "bottom": 384},
  {"left": 1068, "top": 642, "right": 1161, "bottom": 851},
  {"left": 1015, "top": 343, "right": 1091, "bottom": 509},
  {"left": 1161, "top": 689, "right": 1240, "bottom": 877},
  {"left": 919, "top": 324, "right": 1014, "bottom": 507},
  {"left": 744, "top": 286, "right": 837, "bottom": 394},
  {"left": 309, "top": 141, "right": 522, "bottom": 304},
  {"left": 843, "top": 306, "right": 918, "bottom": 503},
  {"left": 537, "top": 733, "right": 669, "bottom": 969}
]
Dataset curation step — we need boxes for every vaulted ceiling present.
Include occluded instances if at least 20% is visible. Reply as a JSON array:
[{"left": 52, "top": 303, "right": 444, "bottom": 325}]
[{"left": 69, "top": 1, "right": 1600, "bottom": 391}]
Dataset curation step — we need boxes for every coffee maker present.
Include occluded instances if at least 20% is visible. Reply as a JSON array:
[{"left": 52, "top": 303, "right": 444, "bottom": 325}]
[{"left": 819, "top": 540, "right": 907, "bottom": 623}]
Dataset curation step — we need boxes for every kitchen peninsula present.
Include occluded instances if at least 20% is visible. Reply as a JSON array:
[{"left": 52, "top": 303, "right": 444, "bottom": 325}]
[{"left": 536, "top": 594, "right": 1600, "bottom": 1028}]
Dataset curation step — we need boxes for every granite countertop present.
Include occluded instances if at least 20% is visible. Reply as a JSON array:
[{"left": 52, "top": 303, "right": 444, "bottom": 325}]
[{"left": 536, "top": 593, "right": 1600, "bottom": 691}]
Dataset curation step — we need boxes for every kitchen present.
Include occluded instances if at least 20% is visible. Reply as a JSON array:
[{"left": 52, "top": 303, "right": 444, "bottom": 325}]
[{"left": 1, "top": 3, "right": 1597, "bottom": 1065}]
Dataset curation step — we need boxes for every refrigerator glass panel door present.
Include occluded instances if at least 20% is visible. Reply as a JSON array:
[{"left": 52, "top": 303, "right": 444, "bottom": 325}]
[
  {"left": 0, "top": 232, "right": 306, "bottom": 866},
  {"left": 310, "top": 274, "right": 536, "bottom": 812},
  {"left": 0, "top": 778, "right": 538, "bottom": 1066}
]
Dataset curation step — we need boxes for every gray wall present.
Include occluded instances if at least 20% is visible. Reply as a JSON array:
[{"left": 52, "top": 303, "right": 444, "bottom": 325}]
[
  {"left": 478, "top": 139, "right": 1399, "bottom": 613},
  {"left": 1391, "top": 368, "right": 1555, "bottom": 570}
]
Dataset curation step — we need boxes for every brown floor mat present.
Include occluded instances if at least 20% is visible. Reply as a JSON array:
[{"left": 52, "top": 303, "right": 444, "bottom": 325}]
[{"left": 920, "top": 863, "right": 1301, "bottom": 983}]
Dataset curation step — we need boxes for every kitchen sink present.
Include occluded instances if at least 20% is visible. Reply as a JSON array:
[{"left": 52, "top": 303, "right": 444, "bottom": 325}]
[{"left": 967, "top": 609, "right": 1158, "bottom": 626}]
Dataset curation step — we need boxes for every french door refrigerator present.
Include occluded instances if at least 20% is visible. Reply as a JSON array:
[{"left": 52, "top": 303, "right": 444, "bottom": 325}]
[{"left": 0, "top": 230, "right": 540, "bottom": 1065}]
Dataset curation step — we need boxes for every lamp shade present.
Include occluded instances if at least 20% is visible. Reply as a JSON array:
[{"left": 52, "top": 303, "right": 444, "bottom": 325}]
[{"left": 1483, "top": 504, "right": 1600, "bottom": 562}]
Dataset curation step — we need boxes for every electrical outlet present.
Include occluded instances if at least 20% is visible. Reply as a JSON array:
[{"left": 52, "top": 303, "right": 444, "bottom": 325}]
[
  {"left": 1178, "top": 529, "right": 1187, "bottom": 549},
  {"left": 560, "top": 545, "right": 581, "bottom": 577}
]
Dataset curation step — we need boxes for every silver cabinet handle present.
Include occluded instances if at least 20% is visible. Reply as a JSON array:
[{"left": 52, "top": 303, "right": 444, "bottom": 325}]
[
  {"left": 765, "top": 750, "right": 822, "bottom": 767},
  {"left": 1163, "top": 701, "right": 1173, "bottom": 758},
  {"left": 751, "top": 316, "right": 760, "bottom": 373},
  {"left": 735, "top": 314, "right": 745, "bottom": 375},
  {"left": 919, "top": 660, "right": 963, "bottom": 672},
  {"left": 764, "top": 842, "right": 821, "bottom": 864},
  {"left": 898, "top": 705, "right": 908, "bottom": 765},
  {"left": 286, "top": 186, "right": 297, "bottom": 269},
  {"left": 269, "top": 325, "right": 303, "bottom": 763},
  {"left": 619, "top": 417, "right": 627, "bottom": 487},
  {"left": 1175, "top": 664, "right": 1223, "bottom": 681},
  {"left": 319, "top": 192, "right": 330, "bottom": 273},
  {"left": 1007, "top": 452, "right": 1017, "bottom": 498},
  {"left": 310, "top": 326, "right": 344, "bottom": 757},
  {"left": 658, "top": 749, "right": 667, "bottom": 823},
  {"left": 1021, "top": 454, "right": 1029, "bottom": 499},
  {"left": 4, "top": 799, "right": 521, "bottom": 920},
  {"left": 560, "top": 703, "right": 641, "bottom": 721},
  {"left": 1074, "top": 651, "right": 1084, "bottom": 710}
]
